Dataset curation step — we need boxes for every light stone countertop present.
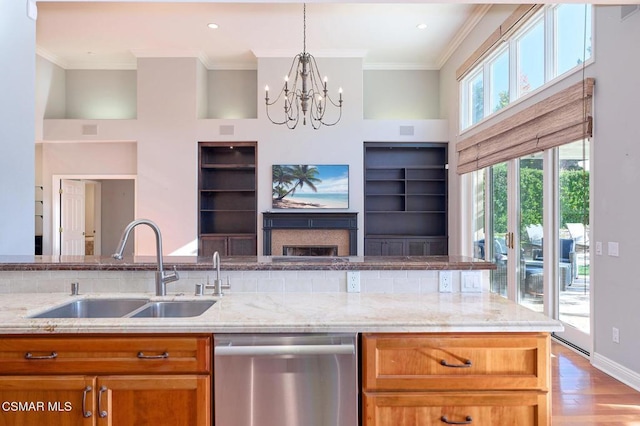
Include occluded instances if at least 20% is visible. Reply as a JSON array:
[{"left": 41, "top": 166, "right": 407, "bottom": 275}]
[{"left": 2, "top": 292, "right": 563, "bottom": 335}]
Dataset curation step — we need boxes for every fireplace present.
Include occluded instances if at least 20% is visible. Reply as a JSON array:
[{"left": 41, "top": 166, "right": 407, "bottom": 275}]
[
  {"left": 283, "top": 246, "right": 338, "bottom": 256},
  {"left": 263, "top": 212, "right": 358, "bottom": 256}
]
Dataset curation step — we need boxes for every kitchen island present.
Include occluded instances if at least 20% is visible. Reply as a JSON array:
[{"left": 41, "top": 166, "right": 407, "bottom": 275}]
[{"left": 0, "top": 255, "right": 559, "bottom": 426}]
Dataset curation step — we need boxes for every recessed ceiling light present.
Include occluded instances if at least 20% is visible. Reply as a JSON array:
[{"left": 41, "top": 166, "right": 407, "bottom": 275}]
[
  {"left": 207, "top": 23, "right": 219, "bottom": 29},
  {"left": 416, "top": 23, "right": 428, "bottom": 30}
]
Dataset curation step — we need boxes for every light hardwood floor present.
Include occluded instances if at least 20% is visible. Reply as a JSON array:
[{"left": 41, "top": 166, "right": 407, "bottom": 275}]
[{"left": 552, "top": 340, "right": 640, "bottom": 425}]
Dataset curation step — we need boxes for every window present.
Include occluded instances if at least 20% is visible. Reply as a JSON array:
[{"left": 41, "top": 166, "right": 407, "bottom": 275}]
[
  {"left": 489, "top": 49, "right": 510, "bottom": 113},
  {"left": 555, "top": 4, "right": 592, "bottom": 76},
  {"left": 460, "top": 4, "right": 593, "bottom": 131},
  {"left": 470, "top": 72, "right": 484, "bottom": 125},
  {"left": 516, "top": 18, "right": 545, "bottom": 97}
]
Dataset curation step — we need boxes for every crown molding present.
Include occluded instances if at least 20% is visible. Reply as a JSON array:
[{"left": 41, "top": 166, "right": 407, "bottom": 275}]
[
  {"left": 364, "top": 62, "right": 440, "bottom": 71},
  {"left": 36, "top": 46, "right": 69, "bottom": 69},
  {"left": 437, "top": 4, "right": 492, "bottom": 69}
]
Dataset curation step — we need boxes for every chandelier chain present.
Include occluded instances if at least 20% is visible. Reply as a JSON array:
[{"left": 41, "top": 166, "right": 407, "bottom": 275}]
[{"left": 303, "top": 4, "right": 306, "bottom": 54}]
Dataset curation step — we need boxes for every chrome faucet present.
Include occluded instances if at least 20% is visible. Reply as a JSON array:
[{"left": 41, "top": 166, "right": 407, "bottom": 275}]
[
  {"left": 210, "top": 251, "right": 230, "bottom": 296},
  {"left": 112, "top": 219, "right": 179, "bottom": 296}
]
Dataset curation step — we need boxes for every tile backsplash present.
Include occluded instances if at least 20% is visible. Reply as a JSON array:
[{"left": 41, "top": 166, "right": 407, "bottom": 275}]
[{"left": 0, "top": 269, "right": 487, "bottom": 295}]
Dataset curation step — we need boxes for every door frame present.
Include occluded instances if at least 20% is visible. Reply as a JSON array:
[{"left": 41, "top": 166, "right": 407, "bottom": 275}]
[{"left": 52, "top": 174, "right": 136, "bottom": 256}]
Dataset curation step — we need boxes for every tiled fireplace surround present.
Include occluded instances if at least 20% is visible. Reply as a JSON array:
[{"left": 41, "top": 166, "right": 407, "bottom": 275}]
[{"left": 262, "top": 212, "right": 358, "bottom": 256}]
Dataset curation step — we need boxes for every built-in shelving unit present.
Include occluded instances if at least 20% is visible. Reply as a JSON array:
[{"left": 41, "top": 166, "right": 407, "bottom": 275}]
[
  {"left": 198, "top": 142, "right": 257, "bottom": 256},
  {"left": 364, "top": 142, "right": 448, "bottom": 256}
]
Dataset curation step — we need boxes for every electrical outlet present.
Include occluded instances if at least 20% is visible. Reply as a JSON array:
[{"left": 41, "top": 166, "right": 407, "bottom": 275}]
[
  {"left": 347, "top": 271, "right": 360, "bottom": 293},
  {"left": 613, "top": 327, "right": 620, "bottom": 344},
  {"left": 439, "top": 271, "right": 453, "bottom": 293}
]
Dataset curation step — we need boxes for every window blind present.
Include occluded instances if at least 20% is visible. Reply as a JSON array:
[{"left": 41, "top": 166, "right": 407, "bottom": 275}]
[
  {"left": 456, "top": 4, "right": 543, "bottom": 82},
  {"left": 456, "top": 78, "right": 594, "bottom": 175}
]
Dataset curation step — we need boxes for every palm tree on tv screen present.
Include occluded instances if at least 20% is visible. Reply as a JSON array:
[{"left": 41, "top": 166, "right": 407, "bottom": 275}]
[{"left": 273, "top": 165, "right": 321, "bottom": 201}]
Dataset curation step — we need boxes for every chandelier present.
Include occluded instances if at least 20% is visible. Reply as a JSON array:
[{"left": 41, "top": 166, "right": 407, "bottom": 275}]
[{"left": 264, "top": 4, "right": 343, "bottom": 129}]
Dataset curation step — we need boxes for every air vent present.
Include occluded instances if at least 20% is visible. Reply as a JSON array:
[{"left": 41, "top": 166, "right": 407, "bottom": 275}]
[
  {"left": 81, "top": 124, "right": 98, "bottom": 136},
  {"left": 621, "top": 5, "right": 639, "bottom": 20},
  {"left": 399, "top": 125, "right": 415, "bottom": 136},
  {"left": 219, "top": 125, "right": 235, "bottom": 136}
]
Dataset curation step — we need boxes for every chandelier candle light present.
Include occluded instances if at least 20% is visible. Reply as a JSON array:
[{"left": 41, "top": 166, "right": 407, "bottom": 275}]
[{"left": 265, "top": 3, "right": 343, "bottom": 129}]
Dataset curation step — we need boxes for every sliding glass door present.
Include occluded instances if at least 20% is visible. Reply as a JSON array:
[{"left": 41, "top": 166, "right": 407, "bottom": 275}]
[
  {"left": 473, "top": 142, "right": 591, "bottom": 352},
  {"left": 555, "top": 140, "right": 591, "bottom": 350}
]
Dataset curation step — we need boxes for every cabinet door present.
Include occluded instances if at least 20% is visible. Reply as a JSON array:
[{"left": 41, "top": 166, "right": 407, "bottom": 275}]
[
  {"left": 364, "top": 391, "right": 548, "bottom": 426},
  {"left": 426, "top": 238, "right": 447, "bottom": 255},
  {"left": 0, "top": 336, "right": 210, "bottom": 375},
  {"left": 0, "top": 376, "right": 95, "bottom": 426},
  {"left": 228, "top": 236, "right": 257, "bottom": 256},
  {"left": 406, "top": 238, "right": 448, "bottom": 256},
  {"left": 96, "top": 375, "right": 210, "bottom": 426},
  {"left": 199, "top": 236, "right": 228, "bottom": 257},
  {"left": 365, "top": 239, "right": 405, "bottom": 256},
  {"left": 363, "top": 333, "right": 549, "bottom": 391},
  {"left": 406, "top": 240, "right": 428, "bottom": 256}
]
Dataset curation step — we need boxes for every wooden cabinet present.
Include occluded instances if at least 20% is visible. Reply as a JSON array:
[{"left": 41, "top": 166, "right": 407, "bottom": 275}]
[
  {"left": 366, "top": 238, "right": 447, "bottom": 256},
  {"left": 364, "top": 143, "right": 448, "bottom": 256},
  {"left": 362, "top": 333, "right": 551, "bottom": 426},
  {"left": 199, "top": 142, "right": 257, "bottom": 256},
  {"left": 0, "top": 335, "right": 211, "bottom": 426}
]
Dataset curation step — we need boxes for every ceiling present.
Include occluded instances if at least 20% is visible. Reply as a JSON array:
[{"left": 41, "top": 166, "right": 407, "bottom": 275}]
[{"left": 35, "top": 2, "right": 487, "bottom": 71}]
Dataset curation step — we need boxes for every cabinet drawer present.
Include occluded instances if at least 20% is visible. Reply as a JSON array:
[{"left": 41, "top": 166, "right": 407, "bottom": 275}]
[
  {"left": 364, "top": 391, "right": 550, "bottom": 426},
  {"left": 363, "top": 333, "right": 549, "bottom": 391},
  {"left": 0, "top": 335, "right": 211, "bottom": 375}
]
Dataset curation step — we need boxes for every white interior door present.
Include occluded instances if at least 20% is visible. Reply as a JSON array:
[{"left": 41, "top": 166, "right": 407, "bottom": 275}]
[{"left": 60, "top": 180, "right": 86, "bottom": 255}]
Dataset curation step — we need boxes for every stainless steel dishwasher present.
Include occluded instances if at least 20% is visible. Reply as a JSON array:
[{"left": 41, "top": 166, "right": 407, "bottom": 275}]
[{"left": 214, "top": 333, "right": 358, "bottom": 426}]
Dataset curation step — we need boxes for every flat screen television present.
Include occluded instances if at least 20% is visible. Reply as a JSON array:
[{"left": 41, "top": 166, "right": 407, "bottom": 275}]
[{"left": 272, "top": 164, "right": 349, "bottom": 209}]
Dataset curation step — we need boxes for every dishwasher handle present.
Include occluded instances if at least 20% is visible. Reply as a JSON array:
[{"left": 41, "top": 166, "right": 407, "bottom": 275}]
[{"left": 215, "top": 343, "right": 354, "bottom": 356}]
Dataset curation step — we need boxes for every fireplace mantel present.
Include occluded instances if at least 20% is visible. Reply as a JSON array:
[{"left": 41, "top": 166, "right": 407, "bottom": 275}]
[{"left": 262, "top": 212, "right": 358, "bottom": 256}]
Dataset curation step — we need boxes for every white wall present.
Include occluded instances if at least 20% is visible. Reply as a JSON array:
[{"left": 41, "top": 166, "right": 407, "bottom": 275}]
[
  {"left": 41, "top": 142, "right": 137, "bottom": 254},
  {"left": 66, "top": 70, "right": 137, "bottom": 119},
  {"left": 136, "top": 57, "right": 200, "bottom": 255},
  {"left": 207, "top": 70, "right": 257, "bottom": 119},
  {"left": 591, "top": 5, "right": 640, "bottom": 378},
  {"left": 0, "top": 1, "right": 35, "bottom": 255},
  {"left": 364, "top": 70, "right": 440, "bottom": 119},
  {"left": 36, "top": 56, "right": 66, "bottom": 128},
  {"left": 101, "top": 179, "right": 135, "bottom": 255}
]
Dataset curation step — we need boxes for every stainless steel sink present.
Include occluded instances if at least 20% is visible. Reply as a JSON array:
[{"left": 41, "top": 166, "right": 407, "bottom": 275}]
[
  {"left": 31, "top": 298, "right": 150, "bottom": 318},
  {"left": 128, "top": 300, "right": 216, "bottom": 318}
]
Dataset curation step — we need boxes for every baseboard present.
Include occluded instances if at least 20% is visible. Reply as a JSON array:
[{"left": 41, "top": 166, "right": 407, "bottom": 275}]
[{"left": 591, "top": 351, "right": 640, "bottom": 392}]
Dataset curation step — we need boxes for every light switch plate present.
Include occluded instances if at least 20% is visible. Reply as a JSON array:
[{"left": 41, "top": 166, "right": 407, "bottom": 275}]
[
  {"left": 608, "top": 242, "right": 619, "bottom": 257},
  {"left": 461, "top": 271, "right": 482, "bottom": 293}
]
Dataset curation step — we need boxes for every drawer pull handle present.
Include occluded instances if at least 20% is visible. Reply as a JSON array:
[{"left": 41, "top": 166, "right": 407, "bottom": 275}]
[
  {"left": 441, "top": 415, "right": 473, "bottom": 424},
  {"left": 98, "top": 386, "right": 108, "bottom": 418},
  {"left": 82, "top": 386, "right": 92, "bottom": 418},
  {"left": 137, "top": 351, "right": 169, "bottom": 359},
  {"left": 440, "top": 359, "right": 472, "bottom": 368},
  {"left": 25, "top": 351, "right": 58, "bottom": 360}
]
